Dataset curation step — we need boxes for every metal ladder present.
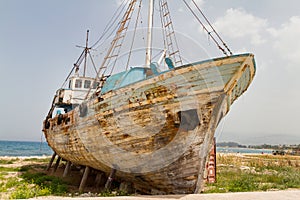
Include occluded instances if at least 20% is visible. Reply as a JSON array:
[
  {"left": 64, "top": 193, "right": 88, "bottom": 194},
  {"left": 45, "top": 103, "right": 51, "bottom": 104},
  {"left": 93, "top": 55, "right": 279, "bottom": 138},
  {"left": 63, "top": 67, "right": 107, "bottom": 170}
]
[
  {"left": 159, "top": 0, "right": 183, "bottom": 67},
  {"left": 98, "top": 0, "right": 137, "bottom": 76},
  {"left": 84, "top": 0, "right": 137, "bottom": 99}
]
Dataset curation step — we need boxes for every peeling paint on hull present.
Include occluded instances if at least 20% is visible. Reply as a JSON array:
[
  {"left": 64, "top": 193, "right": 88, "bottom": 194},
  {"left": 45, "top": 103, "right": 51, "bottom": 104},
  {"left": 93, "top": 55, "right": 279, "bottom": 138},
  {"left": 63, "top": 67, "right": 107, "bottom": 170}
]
[{"left": 43, "top": 53, "right": 256, "bottom": 194}]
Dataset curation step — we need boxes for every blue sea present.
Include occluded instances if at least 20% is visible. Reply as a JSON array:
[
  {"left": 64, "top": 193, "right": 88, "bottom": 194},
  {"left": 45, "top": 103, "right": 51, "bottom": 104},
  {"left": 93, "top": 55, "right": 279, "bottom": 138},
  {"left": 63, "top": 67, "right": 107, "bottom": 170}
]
[
  {"left": 217, "top": 147, "right": 273, "bottom": 154},
  {"left": 0, "top": 140, "right": 53, "bottom": 157},
  {"left": 0, "top": 140, "right": 274, "bottom": 157}
]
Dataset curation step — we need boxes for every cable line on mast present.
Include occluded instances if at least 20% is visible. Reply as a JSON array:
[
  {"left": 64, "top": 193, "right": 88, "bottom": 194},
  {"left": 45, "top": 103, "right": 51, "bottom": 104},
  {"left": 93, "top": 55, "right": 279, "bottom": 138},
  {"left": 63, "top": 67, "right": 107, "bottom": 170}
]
[{"left": 182, "top": 0, "right": 232, "bottom": 56}]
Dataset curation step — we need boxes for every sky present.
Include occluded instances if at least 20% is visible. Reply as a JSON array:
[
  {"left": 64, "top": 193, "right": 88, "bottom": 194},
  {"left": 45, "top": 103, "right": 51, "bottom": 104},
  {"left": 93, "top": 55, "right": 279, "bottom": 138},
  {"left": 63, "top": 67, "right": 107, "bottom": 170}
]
[{"left": 0, "top": 0, "right": 299, "bottom": 145}]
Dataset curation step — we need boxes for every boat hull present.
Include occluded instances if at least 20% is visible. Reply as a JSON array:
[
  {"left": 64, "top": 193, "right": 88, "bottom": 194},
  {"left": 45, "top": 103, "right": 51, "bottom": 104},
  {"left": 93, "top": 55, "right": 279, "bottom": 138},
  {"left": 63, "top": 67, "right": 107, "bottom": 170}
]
[{"left": 43, "top": 53, "right": 255, "bottom": 194}]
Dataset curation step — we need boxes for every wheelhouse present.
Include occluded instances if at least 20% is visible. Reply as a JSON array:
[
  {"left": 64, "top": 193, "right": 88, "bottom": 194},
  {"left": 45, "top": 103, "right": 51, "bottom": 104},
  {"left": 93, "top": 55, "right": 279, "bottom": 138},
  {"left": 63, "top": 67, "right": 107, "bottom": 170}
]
[{"left": 53, "top": 76, "right": 100, "bottom": 112}]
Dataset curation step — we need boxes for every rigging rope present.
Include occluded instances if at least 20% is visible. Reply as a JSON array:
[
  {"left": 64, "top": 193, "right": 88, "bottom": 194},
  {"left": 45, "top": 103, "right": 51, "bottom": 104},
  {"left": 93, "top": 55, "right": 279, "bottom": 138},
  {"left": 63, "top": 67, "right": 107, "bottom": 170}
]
[
  {"left": 60, "top": 1, "right": 130, "bottom": 89},
  {"left": 59, "top": 49, "right": 85, "bottom": 89},
  {"left": 63, "top": 0, "right": 234, "bottom": 96},
  {"left": 155, "top": 0, "right": 168, "bottom": 64},
  {"left": 190, "top": 0, "right": 232, "bottom": 55},
  {"left": 139, "top": 8, "right": 147, "bottom": 47},
  {"left": 107, "top": 0, "right": 137, "bottom": 76},
  {"left": 159, "top": 0, "right": 167, "bottom": 57},
  {"left": 159, "top": 0, "right": 183, "bottom": 66},
  {"left": 91, "top": 0, "right": 130, "bottom": 49},
  {"left": 126, "top": 0, "right": 143, "bottom": 70},
  {"left": 84, "top": 0, "right": 138, "bottom": 99},
  {"left": 88, "top": 51, "right": 98, "bottom": 74},
  {"left": 182, "top": 0, "right": 230, "bottom": 56}
]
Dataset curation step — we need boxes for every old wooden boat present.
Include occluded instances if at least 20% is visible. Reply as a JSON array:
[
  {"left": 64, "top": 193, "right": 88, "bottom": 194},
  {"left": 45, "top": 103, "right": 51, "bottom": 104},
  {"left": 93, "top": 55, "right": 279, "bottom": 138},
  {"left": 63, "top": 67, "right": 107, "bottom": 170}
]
[{"left": 43, "top": 0, "right": 256, "bottom": 194}]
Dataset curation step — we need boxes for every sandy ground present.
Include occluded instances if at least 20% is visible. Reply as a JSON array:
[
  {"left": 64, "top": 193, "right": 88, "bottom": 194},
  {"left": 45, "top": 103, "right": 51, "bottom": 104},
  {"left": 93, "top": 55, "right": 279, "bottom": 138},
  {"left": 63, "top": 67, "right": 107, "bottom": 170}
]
[{"left": 29, "top": 190, "right": 300, "bottom": 200}]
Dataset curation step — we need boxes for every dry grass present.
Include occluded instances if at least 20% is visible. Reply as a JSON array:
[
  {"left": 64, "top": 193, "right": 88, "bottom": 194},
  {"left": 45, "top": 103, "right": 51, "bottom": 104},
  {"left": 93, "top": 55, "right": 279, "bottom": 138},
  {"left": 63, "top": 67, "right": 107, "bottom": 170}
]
[{"left": 204, "top": 153, "right": 300, "bottom": 193}]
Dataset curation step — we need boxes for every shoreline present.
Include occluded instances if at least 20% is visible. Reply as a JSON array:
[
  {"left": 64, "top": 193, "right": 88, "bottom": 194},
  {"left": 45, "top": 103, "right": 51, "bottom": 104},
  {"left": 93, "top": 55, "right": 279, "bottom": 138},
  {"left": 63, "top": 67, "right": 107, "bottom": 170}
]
[{"left": 0, "top": 155, "right": 51, "bottom": 159}]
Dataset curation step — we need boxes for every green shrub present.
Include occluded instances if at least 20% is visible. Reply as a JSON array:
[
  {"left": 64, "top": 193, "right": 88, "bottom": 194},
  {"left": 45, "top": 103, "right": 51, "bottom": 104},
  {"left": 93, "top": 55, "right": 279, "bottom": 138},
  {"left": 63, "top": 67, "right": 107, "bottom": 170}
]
[
  {"left": 9, "top": 182, "right": 52, "bottom": 199},
  {"left": 0, "top": 167, "right": 20, "bottom": 172},
  {"left": 19, "top": 166, "right": 31, "bottom": 172},
  {"left": 0, "top": 182, "right": 6, "bottom": 192},
  {"left": 21, "top": 172, "right": 67, "bottom": 194},
  {"left": 5, "top": 177, "right": 20, "bottom": 188},
  {"left": 228, "top": 174, "right": 257, "bottom": 192},
  {"left": 98, "top": 189, "right": 129, "bottom": 197},
  {"left": 0, "top": 160, "right": 14, "bottom": 164},
  {"left": 23, "top": 158, "right": 50, "bottom": 163},
  {"left": 8, "top": 172, "right": 67, "bottom": 199}
]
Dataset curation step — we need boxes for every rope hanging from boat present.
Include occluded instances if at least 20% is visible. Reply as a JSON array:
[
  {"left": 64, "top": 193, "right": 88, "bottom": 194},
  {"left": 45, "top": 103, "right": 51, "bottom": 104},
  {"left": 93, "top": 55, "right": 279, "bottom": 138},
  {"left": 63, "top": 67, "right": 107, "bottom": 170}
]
[{"left": 182, "top": 0, "right": 233, "bottom": 56}]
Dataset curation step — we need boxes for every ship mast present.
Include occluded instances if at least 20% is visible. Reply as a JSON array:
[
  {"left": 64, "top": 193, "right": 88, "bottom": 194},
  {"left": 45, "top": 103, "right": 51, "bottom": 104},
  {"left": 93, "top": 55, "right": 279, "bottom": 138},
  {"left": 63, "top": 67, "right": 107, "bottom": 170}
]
[
  {"left": 145, "top": 0, "right": 154, "bottom": 67},
  {"left": 83, "top": 30, "right": 89, "bottom": 77}
]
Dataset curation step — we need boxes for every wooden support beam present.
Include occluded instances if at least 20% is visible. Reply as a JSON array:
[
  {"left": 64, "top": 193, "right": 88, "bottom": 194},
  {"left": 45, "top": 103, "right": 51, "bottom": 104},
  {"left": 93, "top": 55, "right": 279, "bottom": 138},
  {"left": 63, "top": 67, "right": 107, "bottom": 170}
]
[
  {"left": 63, "top": 161, "right": 72, "bottom": 177},
  {"left": 79, "top": 166, "right": 90, "bottom": 192},
  {"left": 105, "top": 169, "right": 116, "bottom": 189},
  {"left": 52, "top": 156, "right": 61, "bottom": 173},
  {"left": 120, "top": 182, "right": 134, "bottom": 194},
  {"left": 46, "top": 152, "right": 56, "bottom": 171},
  {"left": 95, "top": 171, "right": 106, "bottom": 188}
]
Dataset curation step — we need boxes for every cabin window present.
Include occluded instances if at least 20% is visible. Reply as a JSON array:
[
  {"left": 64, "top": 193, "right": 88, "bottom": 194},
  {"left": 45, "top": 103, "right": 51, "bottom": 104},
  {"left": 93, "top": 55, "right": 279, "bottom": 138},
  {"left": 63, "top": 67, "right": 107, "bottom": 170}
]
[
  {"left": 75, "top": 79, "right": 82, "bottom": 88},
  {"left": 68, "top": 80, "right": 72, "bottom": 89},
  {"left": 84, "top": 80, "right": 91, "bottom": 89}
]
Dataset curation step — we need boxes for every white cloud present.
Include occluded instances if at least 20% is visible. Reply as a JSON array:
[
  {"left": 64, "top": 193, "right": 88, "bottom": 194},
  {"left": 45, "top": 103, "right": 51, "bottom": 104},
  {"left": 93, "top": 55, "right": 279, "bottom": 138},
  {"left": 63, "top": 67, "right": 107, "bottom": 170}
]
[
  {"left": 268, "top": 16, "right": 300, "bottom": 65},
  {"left": 213, "top": 8, "right": 268, "bottom": 45}
]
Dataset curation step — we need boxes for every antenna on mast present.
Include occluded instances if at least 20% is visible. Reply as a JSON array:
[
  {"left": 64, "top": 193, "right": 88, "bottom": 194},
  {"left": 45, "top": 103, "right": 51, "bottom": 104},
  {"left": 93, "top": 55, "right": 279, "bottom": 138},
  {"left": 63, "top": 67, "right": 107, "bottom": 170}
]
[
  {"left": 74, "top": 30, "right": 91, "bottom": 77},
  {"left": 83, "top": 30, "right": 90, "bottom": 77}
]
